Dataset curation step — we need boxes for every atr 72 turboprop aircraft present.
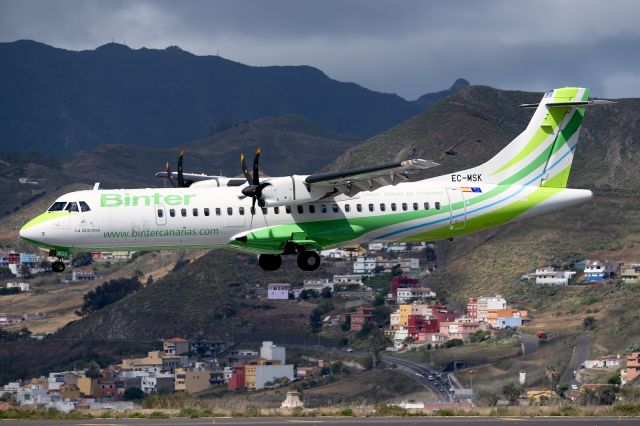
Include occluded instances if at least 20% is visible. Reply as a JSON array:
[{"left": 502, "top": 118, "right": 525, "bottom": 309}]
[{"left": 20, "top": 87, "right": 611, "bottom": 273}]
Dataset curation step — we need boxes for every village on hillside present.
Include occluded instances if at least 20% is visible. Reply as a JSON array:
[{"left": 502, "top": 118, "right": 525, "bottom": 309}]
[{"left": 2, "top": 240, "right": 640, "bottom": 414}]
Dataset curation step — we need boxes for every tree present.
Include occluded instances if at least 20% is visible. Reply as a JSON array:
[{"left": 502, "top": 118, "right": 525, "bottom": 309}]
[
  {"left": 320, "top": 287, "right": 333, "bottom": 299},
  {"left": 545, "top": 365, "right": 559, "bottom": 392},
  {"left": 583, "top": 316, "right": 596, "bottom": 330},
  {"left": 85, "top": 361, "right": 102, "bottom": 378},
  {"left": 77, "top": 277, "right": 141, "bottom": 316},
  {"left": 309, "top": 308, "right": 323, "bottom": 333},
  {"left": 368, "top": 329, "right": 391, "bottom": 368},
  {"left": 340, "top": 314, "right": 351, "bottom": 332},
  {"left": 72, "top": 252, "right": 93, "bottom": 267},
  {"left": 19, "top": 264, "right": 32, "bottom": 278},
  {"left": 391, "top": 264, "right": 403, "bottom": 277},
  {"left": 372, "top": 294, "right": 385, "bottom": 306},
  {"left": 123, "top": 387, "right": 145, "bottom": 401},
  {"left": 502, "top": 382, "right": 524, "bottom": 405}
]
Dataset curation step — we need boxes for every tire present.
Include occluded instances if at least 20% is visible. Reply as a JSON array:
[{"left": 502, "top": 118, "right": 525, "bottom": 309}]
[
  {"left": 52, "top": 261, "right": 65, "bottom": 273},
  {"left": 258, "top": 254, "right": 282, "bottom": 271},
  {"left": 297, "top": 251, "right": 321, "bottom": 271}
]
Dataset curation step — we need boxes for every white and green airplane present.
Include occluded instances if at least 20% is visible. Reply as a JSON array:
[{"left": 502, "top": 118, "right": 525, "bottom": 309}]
[{"left": 20, "top": 87, "right": 610, "bottom": 273}]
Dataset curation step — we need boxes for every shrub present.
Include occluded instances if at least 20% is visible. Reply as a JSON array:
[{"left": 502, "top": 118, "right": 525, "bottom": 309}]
[
  {"left": 374, "top": 403, "right": 409, "bottom": 416},
  {"left": 340, "top": 408, "right": 354, "bottom": 416}
]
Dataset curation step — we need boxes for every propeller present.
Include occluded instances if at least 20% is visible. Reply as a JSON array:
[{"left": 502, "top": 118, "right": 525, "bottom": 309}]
[
  {"left": 240, "top": 148, "right": 269, "bottom": 215},
  {"left": 164, "top": 149, "right": 187, "bottom": 188}
]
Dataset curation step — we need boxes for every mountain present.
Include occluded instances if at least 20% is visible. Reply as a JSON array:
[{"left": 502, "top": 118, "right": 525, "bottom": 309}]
[
  {"left": 0, "top": 115, "right": 361, "bottom": 219},
  {"left": 1, "top": 40, "right": 426, "bottom": 155},
  {"left": 412, "top": 78, "right": 470, "bottom": 108},
  {"left": 332, "top": 85, "right": 640, "bottom": 190}
]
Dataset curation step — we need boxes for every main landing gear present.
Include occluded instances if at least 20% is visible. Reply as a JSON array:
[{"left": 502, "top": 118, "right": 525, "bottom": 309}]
[
  {"left": 258, "top": 249, "right": 321, "bottom": 272},
  {"left": 51, "top": 260, "right": 65, "bottom": 273}
]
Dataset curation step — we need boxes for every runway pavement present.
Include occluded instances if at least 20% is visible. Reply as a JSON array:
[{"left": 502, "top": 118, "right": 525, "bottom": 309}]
[{"left": 1, "top": 416, "right": 638, "bottom": 426}]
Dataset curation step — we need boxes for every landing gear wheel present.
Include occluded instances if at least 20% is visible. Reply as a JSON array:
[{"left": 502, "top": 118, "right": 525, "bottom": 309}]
[
  {"left": 258, "top": 254, "right": 282, "bottom": 271},
  {"left": 297, "top": 251, "right": 321, "bottom": 271},
  {"left": 52, "top": 261, "right": 65, "bottom": 273}
]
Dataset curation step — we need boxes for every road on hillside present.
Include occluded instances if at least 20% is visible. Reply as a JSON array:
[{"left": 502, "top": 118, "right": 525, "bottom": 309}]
[
  {"left": 380, "top": 353, "right": 452, "bottom": 402},
  {"left": 560, "top": 333, "right": 592, "bottom": 386},
  {"left": 518, "top": 332, "right": 539, "bottom": 356}
]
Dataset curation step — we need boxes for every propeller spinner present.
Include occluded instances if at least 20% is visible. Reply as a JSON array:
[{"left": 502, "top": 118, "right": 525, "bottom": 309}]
[{"left": 164, "top": 149, "right": 187, "bottom": 188}]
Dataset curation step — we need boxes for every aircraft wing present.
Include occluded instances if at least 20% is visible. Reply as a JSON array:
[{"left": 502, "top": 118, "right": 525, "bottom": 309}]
[
  {"left": 304, "top": 159, "right": 439, "bottom": 196},
  {"left": 155, "top": 171, "right": 246, "bottom": 187}
]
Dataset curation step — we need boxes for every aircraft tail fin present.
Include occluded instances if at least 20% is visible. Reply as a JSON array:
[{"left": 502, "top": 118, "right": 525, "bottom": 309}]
[{"left": 459, "top": 87, "right": 610, "bottom": 188}]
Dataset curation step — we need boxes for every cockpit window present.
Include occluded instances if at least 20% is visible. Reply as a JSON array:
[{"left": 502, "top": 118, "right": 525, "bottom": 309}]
[
  {"left": 48, "top": 202, "right": 68, "bottom": 212},
  {"left": 79, "top": 201, "right": 91, "bottom": 212},
  {"left": 65, "top": 202, "right": 79, "bottom": 212}
]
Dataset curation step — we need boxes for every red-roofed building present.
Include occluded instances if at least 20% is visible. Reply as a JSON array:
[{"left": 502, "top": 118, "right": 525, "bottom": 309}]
[
  {"left": 391, "top": 276, "right": 421, "bottom": 298},
  {"left": 467, "top": 298, "right": 478, "bottom": 319}
]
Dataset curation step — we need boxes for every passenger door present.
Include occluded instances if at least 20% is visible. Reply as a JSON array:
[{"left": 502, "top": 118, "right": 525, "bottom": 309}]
[{"left": 445, "top": 187, "right": 467, "bottom": 230}]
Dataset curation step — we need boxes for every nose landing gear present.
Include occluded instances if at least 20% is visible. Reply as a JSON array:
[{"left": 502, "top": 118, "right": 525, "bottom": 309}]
[{"left": 52, "top": 260, "right": 65, "bottom": 273}]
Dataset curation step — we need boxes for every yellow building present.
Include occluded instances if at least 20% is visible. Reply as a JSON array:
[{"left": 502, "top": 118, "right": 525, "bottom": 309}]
[
  {"left": 174, "top": 368, "right": 211, "bottom": 394},
  {"left": 121, "top": 351, "right": 163, "bottom": 370},
  {"left": 77, "top": 377, "right": 100, "bottom": 397},
  {"left": 399, "top": 304, "right": 412, "bottom": 327},
  {"left": 527, "top": 390, "right": 555, "bottom": 401},
  {"left": 244, "top": 359, "right": 282, "bottom": 389}
]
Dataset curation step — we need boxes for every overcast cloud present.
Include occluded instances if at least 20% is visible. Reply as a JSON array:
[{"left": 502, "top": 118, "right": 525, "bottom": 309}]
[{"left": 1, "top": 0, "right": 639, "bottom": 99}]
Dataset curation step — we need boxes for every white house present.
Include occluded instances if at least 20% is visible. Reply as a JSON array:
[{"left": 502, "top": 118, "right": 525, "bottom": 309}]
[
  {"left": 534, "top": 267, "right": 576, "bottom": 286},
  {"left": 353, "top": 257, "right": 377, "bottom": 275},
  {"left": 6, "top": 282, "right": 30, "bottom": 291},
  {"left": 476, "top": 296, "right": 507, "bottom": 322},
  {"left": 303, "top": 278, "right": 334, "bottom": 292},
  {"left": 333, "top": 274, "right": 364, "bottom": 286},
  {"left": 396, "top": 287, "right": 437, "bottom": 303},
  {"left": 267, "top": 283, "right": 290, "bottom": 300}
]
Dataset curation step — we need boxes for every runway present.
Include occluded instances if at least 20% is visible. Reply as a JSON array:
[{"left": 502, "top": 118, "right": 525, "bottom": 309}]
[{"left": 1, "top": 416, "right": 637, "bottom": 426}]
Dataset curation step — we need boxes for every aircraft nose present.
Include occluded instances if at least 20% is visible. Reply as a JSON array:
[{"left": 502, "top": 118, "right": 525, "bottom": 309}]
[
  {"left": 19, "top": 223, "right": 37, "bottom": 241},
  {"left": 19, "top": 216, "right": 45, "bottom": 242}
]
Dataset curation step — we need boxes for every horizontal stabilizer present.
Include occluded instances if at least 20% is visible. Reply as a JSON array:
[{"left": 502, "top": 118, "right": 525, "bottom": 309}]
[{"left": 519, "top": 99, "right": 616, "bottom": 108}]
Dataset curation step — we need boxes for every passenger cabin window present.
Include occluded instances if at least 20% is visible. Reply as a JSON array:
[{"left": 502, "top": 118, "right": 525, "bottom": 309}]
[
  {"left": 192, "top": 208, "right": 198, "bottom": 217},
  {"left": 65, "top": 202, "right": 79, "bottom": 212},
  {"left": 332, "top": 204, "right": 339, "bottom": 213},
  {"left": 274, "top": 207, "right": 280, "bottom": 214},
  {"left": 181, "top": 208, "right": 187, "bottom": 217},
  {"left": 345, "top": 204, "right": 351, "bottom": 212},
  {"left": 413, "top": 202, "right": 419, "bottom": 211},
  {"left": 297, "top": 205, "right": 304, "bottom": 214},
  {"left": 435, "top": 202, "right": 441, "bottom": 210},
  {"left": 424, "top": 202, "right": 430, "bottom": 210},
  {"left": 215, "top": 208, "right": 221, "bottom": 216},
  {"left": 48, "top": 202, "right": 67, "bottom": 212},
  {"left": 79, "top": 201, "right": 91, "bottom": 212},
  {"left": 308, "top": 205, "right": 315, "bottom": 214},
  {"left": 391, "top": 203, "right": 397, "bottom": 211},
  {"left": 170, "top": 209, "right": 176, "bottom": 217},
  {"left": 262, "top": 207, "right": 268, "bottom": 215},
  {"left": 157, "top": 209, "right": 164, "bottom": 218},
  {"left": 204, "top": 208, "right": 210, "bottom": 216},
  {"left": 380, "top": 203, "right": 386, "bottom": 212},
  {"left": 321, "top": 204, "right": 327, "bottom": 213},
  {"left": 286, "top": 206, "right": 291, "bottom": 214},
  {"left": 239, "top": 207, "right": 245, "bottom": 215},
  {"left": 356, "top": 204, "right": 362, "bottom": 212},
  {"left": 227, "top": 207, "right": 233, "bottom": 216},
  {"left": 402, "top": 202, "right": 407, "bottom": 211},
  {"left": 369, "top": 203, "right": 374, "bottom": 212}
]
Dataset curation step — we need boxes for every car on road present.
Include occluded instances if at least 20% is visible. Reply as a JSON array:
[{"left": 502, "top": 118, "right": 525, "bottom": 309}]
[
  {"left": 439, "top": 388, "right": 445, "bottom": 392},
  {"left": 449, "top": 387, "right": 455, "bottom": 393},
  {"left": 571, "top": 384, "right": 579, "bottom": 390},
  {"left": 428, "top": 375, "right": 434, "bottom": 380},
  {"left": 346, "top": 348, "right": 353, "bottom": 352}
]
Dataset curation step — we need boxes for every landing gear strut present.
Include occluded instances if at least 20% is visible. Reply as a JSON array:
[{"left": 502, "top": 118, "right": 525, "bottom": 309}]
[
  {"left": 52, "top": 260, "right": 65, "bottom": 273},
  {"left": 258, "top": 254, "right": 282, "bottom": 271},
  {"left": 297, "top": 251, "right": 321, "bottom": 271}
]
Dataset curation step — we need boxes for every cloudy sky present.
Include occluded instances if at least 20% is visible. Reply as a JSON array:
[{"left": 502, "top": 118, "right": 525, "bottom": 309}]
[{"left": 1, "top": 0, "right": 639, "bottom": 99}]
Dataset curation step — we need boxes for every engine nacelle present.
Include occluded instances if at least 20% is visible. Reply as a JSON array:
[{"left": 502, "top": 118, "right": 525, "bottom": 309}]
[{"left": 260, "top": 175, "right": 329, "bottom": 207}]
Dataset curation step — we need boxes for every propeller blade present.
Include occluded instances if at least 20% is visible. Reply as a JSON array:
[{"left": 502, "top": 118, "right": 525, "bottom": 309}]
[
  {"left": 177, "top": 148, "right": 185, "bottom": 187},
  {"left": 252, "top": 147, "right": 261, "bottom": 185},
  {"left": 240, "top": 153, "right": 253, "bottom": 183},
  {"left": 165, "top": 161, "right": 177, "bottom": 188}
]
